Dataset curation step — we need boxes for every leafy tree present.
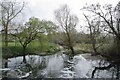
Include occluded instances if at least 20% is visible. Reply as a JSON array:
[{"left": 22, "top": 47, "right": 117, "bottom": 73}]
[
  {"left": 35, "top": 20, "right": 58, "bottom": 52},
  {"left": 12, "top": 17, "right": 44, "bottom": 63},
  {"left": 43, "top": 20, "right": 58, "bottom": 34}
]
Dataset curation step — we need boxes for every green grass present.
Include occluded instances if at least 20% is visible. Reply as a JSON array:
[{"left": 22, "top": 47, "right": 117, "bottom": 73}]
[
  {"left": 27, "top": 41, "right": 59, "bottom": 53},
  {"left": 0, "top": 47, "right": 2, "bottom": 59},
  {"left": 74, "top": 43, "right": 93, "bottom": 52},
  {"left": 2, "top": 41, "right": 59, "bottom": 58},
  {"left": 7, "top": 41, "right": 58, "bottom": 52},
  {"left": 2, "top": 41, "right": 108, "bottom": 58}
]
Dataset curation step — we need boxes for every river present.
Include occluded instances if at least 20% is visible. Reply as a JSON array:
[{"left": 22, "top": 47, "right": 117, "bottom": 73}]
[{"left": 0, "top": 51, "right": 114, "bottom": 78}]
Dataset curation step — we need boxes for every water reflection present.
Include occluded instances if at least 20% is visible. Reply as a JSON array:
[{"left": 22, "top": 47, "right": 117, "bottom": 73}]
[{"left": 1, "top": 52, "right": 115, "bottom": 78}]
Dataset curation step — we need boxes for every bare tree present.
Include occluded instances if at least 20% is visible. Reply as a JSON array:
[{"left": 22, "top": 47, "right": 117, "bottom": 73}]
[
  {"left": 82, "top": 3, "right": 120, "bottom": 40},
  {"left": 82, "top": 2, "right": 120, "bottom": 79},
  {"left": 83, "top": 14, "right": 101, "bottom": 55},
  {"left": 83, "top": 14, "right": 108, "bottom": 55},
  {"left": 0, "top": 0, "right": 25, "bottom": 47},
  {"left": 54, "top": 4, "right": 79, "bottom": 55},
  {"left": 0, "top": 0, "right": 25, "bottom": 68}
]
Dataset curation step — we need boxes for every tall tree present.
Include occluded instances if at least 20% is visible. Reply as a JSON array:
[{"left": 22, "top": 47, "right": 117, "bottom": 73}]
[
  {"left": 0, "top": 0, "right": 24, "bottom": 68},
  {"left": 0, "top": 0, "right": 24, "bottom": 47},
  {"left": 82, "top": 3, "right": 120, "bottom": 40},
  {"left": 54, "top": 4, "right": 79, "bottom": 55},
  {"left": 83, "top": 14, "right": 102, "bottom": 55},
  {"left": 82, "top": 2, "right": 120, "bottom": 79}
]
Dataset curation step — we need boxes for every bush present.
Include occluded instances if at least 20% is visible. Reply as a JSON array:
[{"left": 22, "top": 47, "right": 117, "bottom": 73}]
[{"left": 98, "top": 40, "right": 120, "bottom": 59}]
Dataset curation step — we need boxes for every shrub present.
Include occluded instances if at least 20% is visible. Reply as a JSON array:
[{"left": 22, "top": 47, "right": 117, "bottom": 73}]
[{"left": 98, "top": 40, "right": 120, "bottom": 59}]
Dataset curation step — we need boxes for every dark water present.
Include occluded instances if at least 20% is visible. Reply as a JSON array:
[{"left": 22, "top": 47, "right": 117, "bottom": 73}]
[{"left": 0, "top": 52, "right": 114, "bottom": 78}]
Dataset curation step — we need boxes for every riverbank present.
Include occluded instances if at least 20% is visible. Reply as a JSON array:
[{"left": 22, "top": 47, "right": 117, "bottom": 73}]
[
  {"left": 1, "top": 42, "right": 93, "bottom": 59},
  {"left": 2, "top": 42, "right": 60, "bottom": 59},
  {"left": 2, "top": 47, "right": 60, "bottom": 59}
]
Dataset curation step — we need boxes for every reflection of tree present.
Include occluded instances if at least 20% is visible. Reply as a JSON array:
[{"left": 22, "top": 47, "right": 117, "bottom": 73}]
[
  {"left": 92, "top": 63, "right": 113, "bottom": 78},
  {"left": 41, "top": 57, "right": 47, "bottom": 67},
  {"left": 91, "top": 61, "right": 120, "bottom": 79},
  {"left": 28, "top": 57, "right": 47, "bottom": 78},
  {"left": 15, "top": 56, "right": 47, "bottom": 78}
]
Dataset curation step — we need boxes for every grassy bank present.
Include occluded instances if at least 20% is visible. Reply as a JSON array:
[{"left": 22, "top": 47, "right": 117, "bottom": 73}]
[
  {"left": 1, "top": 42, "right": 100, "bottom": 58},
  {"left": 2, "top": 41, "right": 60, "bottom": 58},
  {"left": 74, "top": 43, "right": 93, "bottom": 52}
]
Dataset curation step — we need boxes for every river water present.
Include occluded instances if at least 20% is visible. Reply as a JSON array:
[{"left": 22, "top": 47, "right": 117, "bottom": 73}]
[{"left": 1, "top": 52, "right": 114, "bottom": 78}]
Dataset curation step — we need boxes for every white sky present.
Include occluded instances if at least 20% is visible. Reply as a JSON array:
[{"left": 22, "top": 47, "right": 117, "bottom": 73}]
[{"left": 7, "top": 0, "right": 120, "bottom": 32}]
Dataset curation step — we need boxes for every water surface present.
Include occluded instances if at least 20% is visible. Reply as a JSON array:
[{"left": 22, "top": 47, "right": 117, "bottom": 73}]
[{"left": 1, "top": 52, "right": 114, "bottom": 78}]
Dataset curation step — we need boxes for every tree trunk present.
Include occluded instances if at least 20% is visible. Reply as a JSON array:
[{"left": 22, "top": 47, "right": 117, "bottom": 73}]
[
  {"left": 4, "top": 60, "right": 8, "bottom": 68},
  {"left": 70, "top": 46, "right": 75, "bottom": 55},
  {"left": 22, "top": 46, "right": 27, "bottom": 63},
  {"left": 116, "top": 64, "right": 120, "bottom": 79},
  {"left": 92, "top": 42, "right": 99, "bottom": 55},
  {"left": 3, "top": 59, "right": 8, "bottom": 78},
  {"left": 91, "top": 37, "right": 99, "bottom": 56},
  {"left": 116, "top": 37, "right": 120, "bottom": 79},
  {"left": 4, "top": 25, "right": 8, "bottom": 47},
  {"left": 5, "top": 31, "right": 8, "bottom": 47},
  {"left": 3, "top": 25, "right": 8, "bottom": 67},
  {"left": 23, "top": 55, "right": 26, "bottom": 63}
]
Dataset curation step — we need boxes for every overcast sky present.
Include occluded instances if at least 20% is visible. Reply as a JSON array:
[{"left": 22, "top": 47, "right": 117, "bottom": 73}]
[{"left": 15, "top": 0, "right": 120, "bottom": 32}]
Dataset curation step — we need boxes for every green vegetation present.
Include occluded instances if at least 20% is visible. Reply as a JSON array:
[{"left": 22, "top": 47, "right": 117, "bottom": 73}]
[
  {"left": 74, "top": 43, "right": 93, "bottom": 52},
  {"left": 2, "top": 41, "right": 59, "bottom": 58}
]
